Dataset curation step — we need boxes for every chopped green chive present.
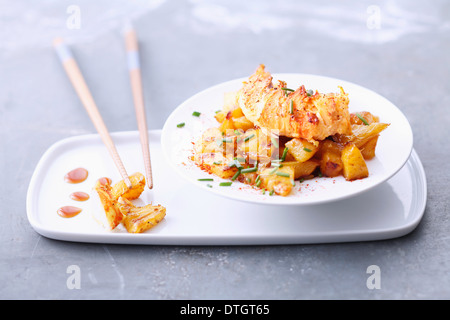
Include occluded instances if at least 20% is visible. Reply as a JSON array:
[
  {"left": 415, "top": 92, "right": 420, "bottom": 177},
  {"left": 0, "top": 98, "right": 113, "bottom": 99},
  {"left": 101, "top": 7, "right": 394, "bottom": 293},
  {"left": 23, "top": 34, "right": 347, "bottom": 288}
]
[
  {"left": 289, "top": 100, "right": 294, "bottom": 114},
  {"left": 219, "top": 182, "right": 232, "bottom": 186},
  {"left": 306, "top": 89, "right": 314, "bottom": 96},
  {"left": 215, "top": 110, "right": 221, "bottom": 114},
  {"left": 192, "top": 111, "right": 201, "bottom": 117},
  {"left": 222, "top": 137, "right": 233, "bottom": 143},
  {"left": 299, "top": 178, "right": 305, "bottom": 183},
  {"left": 281, "top": 87, "right": 295, "bottom": 92},
  {"left": 281, "top": 147, "right": 289, "bottom": 161},
  {"left": 246, "top": 177, "right": 251, "bottom": 183},
  {"left": 241, "top": 166, "right": 257, "bottom": 174},
  {"left": 356, "top": 113, "right": 369, "bottom": 125},
  {"left": 198, "top": 178, "right": 214, "bottom": 181},
  {"left": 255, "top": 175, "right": 261, "bottom": 187},
  {"left": 269, "top": 167, "right": 278, "bottom": 175},
  {"left": 207, "top": 184, "right": 213, "bottom": 188},
  {"left": 271, "top": 136, "right": 279, "bottom": 148},
  {"left": 213, "top": 161, "right": 222, "bottom": 165},
  {"left": 269, "top": 189, "right": 275, "bottom": 196},
  {"left": 231, "top": 170, "right": 241, "bottom": 181},
  {"left": 271, "top": 162, "right": 283, "bottom": 168},
  {"left": 244, "top": 133, "right": 255, "bottom": 142},
  {"left": 262, "top": 189, "right": 266, "bottom": 194},
  {"left": 234, "top": 129, "right": 242, "bottom": 135},
  {"left": 276, "top": 171, "right": 290, "bottom": 178},
  {"left": 303, "top": 147, "right": 312, "bottom": 152},
  {"left": 290, "top": 179, "right": 296, "bottom": 186},
  {"left": 177, "top": 122, "right": 185, "bottom": 128},
  {"left": 235, "top": 157, "right": 246, "bottom": 163}
]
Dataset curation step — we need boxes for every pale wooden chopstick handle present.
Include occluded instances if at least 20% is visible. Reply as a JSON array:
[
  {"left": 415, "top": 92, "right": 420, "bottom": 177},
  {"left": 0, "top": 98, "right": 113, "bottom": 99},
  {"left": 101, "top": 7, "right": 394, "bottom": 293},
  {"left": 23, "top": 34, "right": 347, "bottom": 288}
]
[
  {"left": 54, "top": 38, "right": 132, "bottom": 188},
  {"left": 124, "top": 28, "right": 153, "bottom": 189}
]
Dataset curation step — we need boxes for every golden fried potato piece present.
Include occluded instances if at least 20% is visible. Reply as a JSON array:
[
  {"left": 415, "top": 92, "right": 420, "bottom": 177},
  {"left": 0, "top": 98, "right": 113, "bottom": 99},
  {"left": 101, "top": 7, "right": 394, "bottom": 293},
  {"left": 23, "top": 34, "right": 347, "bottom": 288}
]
[
  {"left": 359, "top": 135, "right": 379, "bottom": 160},
  {"left": 285, "top": 138, "right": 319, "bottom": 162},
  {"left": 117, "top": 197, "right": 166, "bottom": 234},
  {"left": 282, "top": 160, "right": 319, "bottom": 180},
  {"left": 111, "top": 172, "right": 145, "bottom": 201},
  {"left": 94, "top": 179, "right": 123, "bottom": 230},
  {"left": 318, "top": 140, "right": 344, "bottom": 178},
  {"left": 341, "top": 143, "right": 369, "bottom": 181},
  {"left": 259, "top": 166, "right": 295, "bottom": 196}
]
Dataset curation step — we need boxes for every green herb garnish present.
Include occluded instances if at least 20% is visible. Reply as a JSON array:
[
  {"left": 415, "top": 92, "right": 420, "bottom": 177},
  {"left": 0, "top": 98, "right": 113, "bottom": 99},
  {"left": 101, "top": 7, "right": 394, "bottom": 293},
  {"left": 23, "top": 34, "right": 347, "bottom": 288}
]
[
  {"left": 192, "top": 111, "right": 201, "bottom": 117},
  {"left": 241, "top": 166, "right": 257, "bottom": 174},
  {"left": 281, "top": 147, "right": 289, "bottom": 161},
  {"left": 244, "top": 133, "right": 255, "bottom": 142},
  {"left": 303, "top": 147, "right": 312, "bottom": 152},
  {"left": 289, "top": 100, "right": 294, "bottom": 114},
  {"left": 276, "top": 171, "right": 290, "bottom": 178},
  {"left": 177, "top": 122, "right": 185, "bottom": 128},
  {"left": 356, "top": 113, "right": 369, "bottom": 125},
  {"left": 231, "top": 170, "right": 241, "bottom": 181},
  {"left": 198, "top": 178, "right": 214, "bottom": 181},
  {"left": 219, "top": 182, "right": 232, "bottom": 186}
]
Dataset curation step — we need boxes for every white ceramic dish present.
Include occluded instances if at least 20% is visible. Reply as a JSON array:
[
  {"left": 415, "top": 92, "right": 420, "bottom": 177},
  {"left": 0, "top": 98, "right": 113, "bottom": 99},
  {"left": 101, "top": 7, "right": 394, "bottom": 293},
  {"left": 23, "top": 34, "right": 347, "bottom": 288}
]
[
  {"left": 161, "top": 73, "right": 414, "bottom": 206},
  {"left": 26, "top": 130, "right": 426, "bottom": 245}
]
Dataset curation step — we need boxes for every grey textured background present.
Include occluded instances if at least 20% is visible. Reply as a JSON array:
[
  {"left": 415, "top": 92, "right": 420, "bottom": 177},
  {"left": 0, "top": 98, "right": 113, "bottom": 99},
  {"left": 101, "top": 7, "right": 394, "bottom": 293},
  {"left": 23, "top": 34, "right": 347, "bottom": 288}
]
[{"left": 1, "top": 0, "right": 449, "bottom": 299}]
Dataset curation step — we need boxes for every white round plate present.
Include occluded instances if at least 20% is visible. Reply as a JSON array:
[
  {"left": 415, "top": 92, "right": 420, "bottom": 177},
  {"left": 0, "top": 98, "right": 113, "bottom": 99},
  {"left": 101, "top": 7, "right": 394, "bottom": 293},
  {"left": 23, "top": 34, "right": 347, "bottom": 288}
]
[{"left": 161, "top": 73, "right": 413, "bottom": 206}]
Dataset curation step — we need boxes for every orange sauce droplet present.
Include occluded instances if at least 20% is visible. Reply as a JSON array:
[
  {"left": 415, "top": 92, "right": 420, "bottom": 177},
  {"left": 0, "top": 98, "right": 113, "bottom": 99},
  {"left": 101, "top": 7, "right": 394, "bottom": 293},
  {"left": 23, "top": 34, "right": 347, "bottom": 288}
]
[
  {"left": 64, "top": 168, "right": 88, "bottom": 184},
  {"left": 69, "top": 191, "right": 90, "bottom": 201},
  {"left": 57, "top": 206, "right": 82, "bottom": 218}
]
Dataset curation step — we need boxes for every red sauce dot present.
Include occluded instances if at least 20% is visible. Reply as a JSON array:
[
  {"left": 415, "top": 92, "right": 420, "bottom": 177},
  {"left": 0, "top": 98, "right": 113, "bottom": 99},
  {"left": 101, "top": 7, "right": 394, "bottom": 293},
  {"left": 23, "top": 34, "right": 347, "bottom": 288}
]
[
  {"left": 57, "top": 206, "right": 82, "bottom": 218},
  {"left": 69, "top": 191, "right": 90, "bottom": 201},
  {"left": 64, "top": 168, "right": 88, "bottom": 184}
]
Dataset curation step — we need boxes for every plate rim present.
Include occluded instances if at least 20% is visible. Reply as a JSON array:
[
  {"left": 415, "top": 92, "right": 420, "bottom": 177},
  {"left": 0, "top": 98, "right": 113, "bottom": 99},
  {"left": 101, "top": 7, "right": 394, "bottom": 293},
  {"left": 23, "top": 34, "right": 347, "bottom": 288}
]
[{"left": 161, "top": 72, "right": 414, "bottom": 206}]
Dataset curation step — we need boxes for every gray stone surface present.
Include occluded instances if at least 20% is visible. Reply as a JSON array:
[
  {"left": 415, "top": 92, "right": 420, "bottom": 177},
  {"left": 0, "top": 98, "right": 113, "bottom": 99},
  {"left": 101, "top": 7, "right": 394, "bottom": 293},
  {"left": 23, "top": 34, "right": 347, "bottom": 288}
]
[{"left": 1, "top": 0, "right": 449, "bottom": 299}]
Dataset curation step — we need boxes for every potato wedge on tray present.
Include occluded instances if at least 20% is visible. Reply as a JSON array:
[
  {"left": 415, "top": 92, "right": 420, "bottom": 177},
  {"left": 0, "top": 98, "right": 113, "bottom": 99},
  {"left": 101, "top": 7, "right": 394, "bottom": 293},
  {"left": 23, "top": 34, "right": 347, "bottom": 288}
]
[{"left": 94, "top": 172, "right": 166, "bottom": 233}]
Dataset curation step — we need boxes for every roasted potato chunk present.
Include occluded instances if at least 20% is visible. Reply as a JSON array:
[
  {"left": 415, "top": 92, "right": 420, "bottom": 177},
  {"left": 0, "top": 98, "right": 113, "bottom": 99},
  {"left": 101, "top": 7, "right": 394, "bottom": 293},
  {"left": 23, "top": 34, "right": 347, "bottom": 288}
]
[
  {"left": 318, "top": 140, "right": 343, "bottom": 177},
  {"left": 285, "top": 138, "right": 319, "bottom": 162},
  {"left": 232, "top": 116, "right": 254, "bottom": 131},
  {"left": 194, "top": 152, "right": 238, "bottom": 179},
  {"left": 117, "top": 197, "right": 166, "bottom": 234},
  {"left": 359, "top": 135, "right": 379, "bottom": 160},
  {"left": 341, "top": 143, "right": 369, "bottom": 180},
  {"left": 94, "top": 179, "right": 123, "bottom": 230},
  {"left": 259, "top": 166, "right": 295, "bottom": 196},
  {"left": 111, "top": 172, "right": 145, "bottom": 201},
  {"left": 282, "top": 160, "right": 320, "bottom": 180}
]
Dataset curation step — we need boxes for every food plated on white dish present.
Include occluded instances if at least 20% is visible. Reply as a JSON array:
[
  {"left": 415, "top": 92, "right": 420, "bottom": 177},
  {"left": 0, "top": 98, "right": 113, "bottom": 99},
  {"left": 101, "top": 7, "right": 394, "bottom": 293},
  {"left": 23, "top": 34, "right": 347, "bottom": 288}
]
[{"left": 161, "top": 65, "right": 413, "bottom": 205}]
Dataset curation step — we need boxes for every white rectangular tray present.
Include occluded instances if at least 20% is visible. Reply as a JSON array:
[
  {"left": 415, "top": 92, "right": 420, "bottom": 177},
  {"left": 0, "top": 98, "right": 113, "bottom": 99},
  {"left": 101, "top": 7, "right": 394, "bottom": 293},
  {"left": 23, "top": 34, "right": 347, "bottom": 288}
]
[{"left": 26, "top": 130, "right": 427, "bottom": 245}]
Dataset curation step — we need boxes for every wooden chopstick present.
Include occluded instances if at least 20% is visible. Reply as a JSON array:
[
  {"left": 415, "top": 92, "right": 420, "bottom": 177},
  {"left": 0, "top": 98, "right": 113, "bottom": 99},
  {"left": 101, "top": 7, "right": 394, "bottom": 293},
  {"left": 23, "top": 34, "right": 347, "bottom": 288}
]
[
  {"left": 124, "top": 25, "right": 153, "bottom": 189},
  {"left": 53, "top": 37, "right": 132, "bottom": 189}
]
